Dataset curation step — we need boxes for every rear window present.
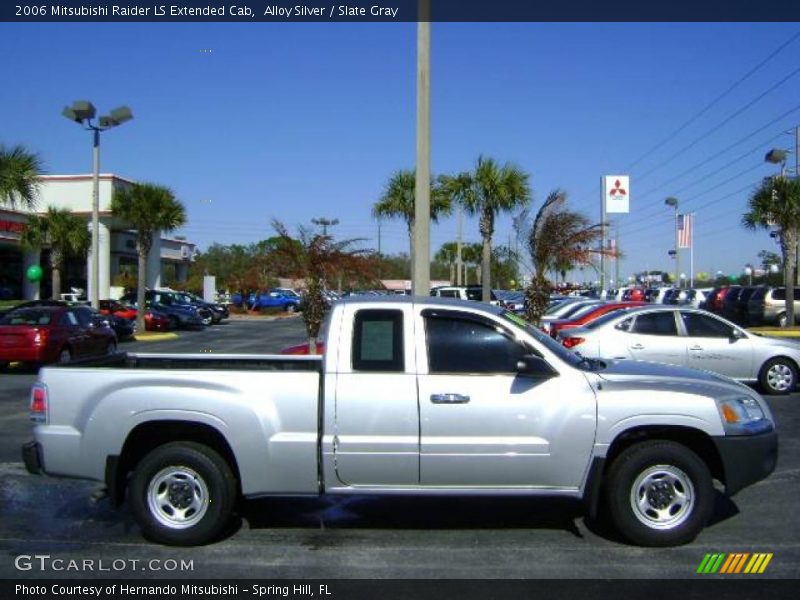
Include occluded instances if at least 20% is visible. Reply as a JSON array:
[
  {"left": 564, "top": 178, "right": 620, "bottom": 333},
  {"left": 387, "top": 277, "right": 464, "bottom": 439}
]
[
  {"left": 749, "top": 287, "right": 767, "bottom": 302},
  {"left": 631, "top": 312, "right": 678, "bottom": 336},
  {"left": 772, "top": 289, "right": 785, "bottom": 301},
  {"left": 585, "top": 310, "right": 629, "bottom": 330},
  {"left": 0, "top": 309, "right": 53, "bottom": 326},
  {"left": 352, "top": 309, "right": 404, "bottom": 372}
]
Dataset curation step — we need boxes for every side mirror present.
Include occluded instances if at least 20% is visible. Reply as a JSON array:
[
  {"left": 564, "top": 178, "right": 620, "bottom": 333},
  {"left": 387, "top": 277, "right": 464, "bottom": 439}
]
[
  {"left": 516, "top": 354, "right": 559, "bottom": 379},
  {"left": 730, "top": 328, "right": 745, "bottom": 341}
]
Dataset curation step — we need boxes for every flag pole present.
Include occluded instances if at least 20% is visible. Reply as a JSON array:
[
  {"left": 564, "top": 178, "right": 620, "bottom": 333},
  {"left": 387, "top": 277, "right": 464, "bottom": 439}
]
[{"left": 690, "top": 213, "right": 695, "bottom": 288}]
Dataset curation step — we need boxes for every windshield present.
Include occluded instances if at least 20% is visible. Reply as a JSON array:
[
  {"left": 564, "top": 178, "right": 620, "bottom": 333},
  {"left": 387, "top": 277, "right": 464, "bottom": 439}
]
[{"left": 499, "top": 311, "right": 599, "bottom": 370}]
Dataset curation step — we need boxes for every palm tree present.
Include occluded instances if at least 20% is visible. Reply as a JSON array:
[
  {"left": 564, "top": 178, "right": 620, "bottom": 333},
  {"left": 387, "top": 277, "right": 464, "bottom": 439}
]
[
  {"left": 0, "top": 144, "right": 43, "bottom": 209},
  {"left": 525, "top": 189, "right": 603, "bottom": 323},
  {"left": 20, "top": 207, "right": 89, "bottom": 299},
  {"left": 742, "top": 176, "right": 800, "bottom": 327},
  {"left": 440, "top": 156, "right": 531, "bottom": 301},
  {"left": 111, "top": 183, "right": 187, "bottom": 333},
  {"left": 372, "top": 170, "right": 451, "bottom": 277}
]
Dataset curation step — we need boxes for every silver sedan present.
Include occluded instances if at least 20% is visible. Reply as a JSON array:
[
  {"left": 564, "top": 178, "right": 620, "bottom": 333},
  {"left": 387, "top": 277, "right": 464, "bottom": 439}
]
[{"left": 557, "top": 306, "right": 800, "bottom": 394}]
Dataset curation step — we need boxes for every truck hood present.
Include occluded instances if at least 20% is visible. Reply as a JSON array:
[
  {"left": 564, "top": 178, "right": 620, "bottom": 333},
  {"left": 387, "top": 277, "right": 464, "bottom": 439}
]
[{"left": 594, "top": 358, "right": 754, "bottom": 396}]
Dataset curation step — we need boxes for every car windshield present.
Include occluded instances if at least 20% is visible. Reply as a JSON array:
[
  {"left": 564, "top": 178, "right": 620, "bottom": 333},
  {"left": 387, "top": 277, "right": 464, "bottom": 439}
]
[
  {"left": 0, "top": 309, "right": 54, "bottom": 326},
  {"left": 498, "top": 311, "right": 604, "bottom": 371}
]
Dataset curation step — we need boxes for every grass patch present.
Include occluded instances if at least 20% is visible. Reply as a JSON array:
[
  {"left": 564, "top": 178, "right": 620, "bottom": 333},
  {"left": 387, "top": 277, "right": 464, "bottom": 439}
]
[{"left": 0, "top": 299, "right": 22, "bottom": 309}]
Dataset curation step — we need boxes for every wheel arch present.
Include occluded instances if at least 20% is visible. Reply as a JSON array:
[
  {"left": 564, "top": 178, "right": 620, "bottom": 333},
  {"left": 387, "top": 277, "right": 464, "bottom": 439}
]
[
  {"left": 108, "top": 420, "right": 241, "bottom": 506},
  {"left": 605, "top": 425, "right": 724, "bottom": 484}
]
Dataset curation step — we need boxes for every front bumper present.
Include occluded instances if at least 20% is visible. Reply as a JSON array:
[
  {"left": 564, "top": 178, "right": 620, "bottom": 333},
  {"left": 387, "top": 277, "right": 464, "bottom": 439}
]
[
  {"left": 22, "top": 441, "right": 43, "bottom": 475},
  {"left": 713, "top": 430, "right": 778, "bottom": 496}
]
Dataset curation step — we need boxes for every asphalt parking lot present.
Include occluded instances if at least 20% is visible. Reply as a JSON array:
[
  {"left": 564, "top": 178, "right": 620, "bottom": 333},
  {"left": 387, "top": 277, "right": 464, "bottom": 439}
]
[{"left": 0, "top": 317, "right": 798, "bottom": 579}]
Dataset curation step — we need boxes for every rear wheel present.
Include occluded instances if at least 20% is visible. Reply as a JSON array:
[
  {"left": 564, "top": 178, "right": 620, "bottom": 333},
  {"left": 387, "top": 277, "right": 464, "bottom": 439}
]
[
  {"left": 759, "top": 357, "right": 797, "bottom": 395},
  {"left": 129, "top": 442, "right": 237, "bottom": 546},
  {"left": 284, "top": 303, "right": 296, "bottom": 313},
  {"left": 604, "top": 441, "right": 713, "bottom": 547},
  {"left": 168, "top": 316, "right": 179, "bottom": 330},
  {"left": 106, "top": 340, "right": 118, "bottom": 355},
  {"left": 778, "top": 312, "right": 788, "bottom": 328},
  {"left": 57, "top": 348, "right": 72, "bottom": 364}
]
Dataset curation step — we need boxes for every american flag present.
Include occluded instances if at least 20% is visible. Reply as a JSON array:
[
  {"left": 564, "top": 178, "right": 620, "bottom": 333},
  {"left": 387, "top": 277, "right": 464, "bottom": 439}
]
[{"left": 678, "top": 213, "right": 693, "bottom": 249}]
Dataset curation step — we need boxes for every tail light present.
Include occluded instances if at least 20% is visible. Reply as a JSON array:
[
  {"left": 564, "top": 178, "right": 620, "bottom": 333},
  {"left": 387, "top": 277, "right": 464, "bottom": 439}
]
[
  {"left": 32, "top": 328, "right": 48, "bottom": 346},
  {"left": 562, "top": 337, "right": 585, "bottom": 349},
  {"left": 30, "top": 383, "right": 48, "bottom": 423}
]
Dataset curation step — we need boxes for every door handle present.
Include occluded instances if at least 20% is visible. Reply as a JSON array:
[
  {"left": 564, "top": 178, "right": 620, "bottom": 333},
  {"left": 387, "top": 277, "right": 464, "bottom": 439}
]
[
  {"left": 630, "top": 344, "right": 644, "bottom": 350},
  {"left": 430, "top": 393, "right": 470, "bottom": 404}
]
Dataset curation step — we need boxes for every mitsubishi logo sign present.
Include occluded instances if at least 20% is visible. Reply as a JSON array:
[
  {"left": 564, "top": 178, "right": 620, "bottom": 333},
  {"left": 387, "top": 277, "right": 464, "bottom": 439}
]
[{"left": 604, "top": 175, "right": 630, "bottom": 214}]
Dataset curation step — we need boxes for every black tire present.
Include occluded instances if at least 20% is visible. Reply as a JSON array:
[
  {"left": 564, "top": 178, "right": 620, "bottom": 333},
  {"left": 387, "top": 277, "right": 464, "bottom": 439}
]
[
  {"left": 106, "top": 340, "right": 117, "bottom": 355},
  {"left": 759, "top": 357, "right": 798, "bottom": 395},
  {"left": 778, "top": 312, "right": 788, "bottom": 328},
  {"left": 129, "top": 442, "right": 237, "bottom": 546},
  {"left": 604, "top": 441, "right": 713, "bottom": 547},
  {"left": 284, "top": 303, "right": 296, "bottom": 313},
  {"left": 57, "top": 347, "right": 72, "bottom": 364},
  {"left": 168, "top": 316, "right": 179, "bottom": 330}
]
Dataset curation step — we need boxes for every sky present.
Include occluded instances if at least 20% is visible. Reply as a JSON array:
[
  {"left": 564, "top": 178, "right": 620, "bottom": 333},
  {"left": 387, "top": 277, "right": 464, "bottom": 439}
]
[{"left": 1, "top": 22, "right": 799, "bottom": 284}]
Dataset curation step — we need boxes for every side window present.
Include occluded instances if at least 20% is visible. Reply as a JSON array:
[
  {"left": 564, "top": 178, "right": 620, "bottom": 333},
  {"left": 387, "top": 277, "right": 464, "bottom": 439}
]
[
  {"left": 62, "top": 311, "right": 79, "bottom": 327},
  {"left": 465, "top": 289, "right": 482, "bottom": 301},
  {"left": 681, "top": 312, "right": 733, "bottom": 338},
  {"left": 352, "top": 309, "right": 404, "bottom": 372},
  {"left": 440, "top": 290, "right": 459, "bottom": 298},
  {"left": 425, "top": 313, "right": 526, "bottom": 374},
  {"left": 631, "top": 312, "right": 678, "bottom": 336},
  {"left": 73, "top": 308, "right": 93, "bottom": 327}
]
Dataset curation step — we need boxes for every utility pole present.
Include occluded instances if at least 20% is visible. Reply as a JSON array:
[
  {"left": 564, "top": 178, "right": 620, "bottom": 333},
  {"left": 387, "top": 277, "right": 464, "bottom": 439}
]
[
  {"left": 412, "top": 0, "right": 431, "bottom": 297},
  {"left": 377, "top": 218, "right": 382, "bottom": 255},
  {"left": 312, "top": 217, "right": 339, "bottom": 236}
]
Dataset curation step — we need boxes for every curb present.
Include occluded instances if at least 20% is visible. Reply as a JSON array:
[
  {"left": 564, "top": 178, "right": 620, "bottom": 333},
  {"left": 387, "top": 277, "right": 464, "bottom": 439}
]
[
  {"left": 133, "top": 332, "right": 178, "bottom": 342},
  {"left": 227, "top": 313, "right": 302, "bottom": 322},
  {"left": 747, "top": 328, "right": 800, "bottom": 338}
]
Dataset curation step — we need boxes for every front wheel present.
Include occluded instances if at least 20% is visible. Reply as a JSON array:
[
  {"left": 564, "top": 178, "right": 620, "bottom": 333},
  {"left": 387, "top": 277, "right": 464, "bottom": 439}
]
[
  {"left": 604, "top": 441, "right": 713, "bottom": 547},
  {"left": 129, "top": 442, "right": 237, "bottom": 546},
  {"left": 759, "top": 357, "right": 797, "bottom": 395}
]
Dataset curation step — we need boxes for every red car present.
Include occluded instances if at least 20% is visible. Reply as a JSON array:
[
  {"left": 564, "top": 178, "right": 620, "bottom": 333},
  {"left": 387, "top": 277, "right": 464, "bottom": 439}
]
[
  {"left": 99, "top": 299, "right": 138, "bottom": 321},
  {"left": 0, "top": 305, "right": 117, "bottom": 367},
  {"left": 99, "top": 299, "right": 170, "bottom": 331},
  {"left": 281, "top": 341, "right": 325, "bottom": 355},
  {"left": 548, "top": 301, "right": 646, "bottom": 338},
  {"left": 144, "top": 310, "right": 171, "bottom": 332},
  {"left": 622, "top": 288, "right": 646, "bottom": 302}
]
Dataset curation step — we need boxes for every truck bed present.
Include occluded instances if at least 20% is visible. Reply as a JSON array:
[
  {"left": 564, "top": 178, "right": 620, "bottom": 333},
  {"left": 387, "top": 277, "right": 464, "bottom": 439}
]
[{"left": 56, "top": 352, "right": 323, "bottom": 371}]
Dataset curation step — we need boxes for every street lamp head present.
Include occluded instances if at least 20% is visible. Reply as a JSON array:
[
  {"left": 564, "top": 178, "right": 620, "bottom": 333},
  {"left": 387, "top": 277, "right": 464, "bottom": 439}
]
[
  {"left": 70, "top": 100, "right": 96, "bottom": 121},
  {"left": 99, "top": 106, "right": 133, "bottom": 128},
  {"left": 664, "top": 197, "right": 679, "bottom": 208},
  {"left": 765, "top": 149, "right": 787, "bottom": 165},
  {"left": 61, "top": 106, "right": 80, "bottom": 123}
]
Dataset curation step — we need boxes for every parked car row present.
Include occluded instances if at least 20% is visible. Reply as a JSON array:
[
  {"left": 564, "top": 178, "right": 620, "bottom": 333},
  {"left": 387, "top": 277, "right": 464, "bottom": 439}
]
[
  {"left": 702, "top": 285, "right": 799, "bottom": 327},
  {"left": 118, "top": 288, "right": 229, "bottom": 329}
]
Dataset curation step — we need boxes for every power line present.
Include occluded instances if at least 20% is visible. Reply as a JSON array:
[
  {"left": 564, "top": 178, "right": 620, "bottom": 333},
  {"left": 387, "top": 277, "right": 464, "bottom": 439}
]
[{"left": 623, "top": 30, "right": 800, "bottom": 173}]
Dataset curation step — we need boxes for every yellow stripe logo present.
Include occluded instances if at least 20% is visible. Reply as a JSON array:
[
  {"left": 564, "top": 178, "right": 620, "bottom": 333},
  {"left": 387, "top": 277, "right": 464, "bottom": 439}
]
[{"left": 697, "top": 553, "right": 773, "bottom": 574}]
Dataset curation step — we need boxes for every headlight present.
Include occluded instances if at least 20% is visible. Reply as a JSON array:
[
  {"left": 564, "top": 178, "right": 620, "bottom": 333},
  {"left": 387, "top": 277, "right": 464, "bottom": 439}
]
[{"left": 716, "top": 396, "right": 773, "bottom": 435}]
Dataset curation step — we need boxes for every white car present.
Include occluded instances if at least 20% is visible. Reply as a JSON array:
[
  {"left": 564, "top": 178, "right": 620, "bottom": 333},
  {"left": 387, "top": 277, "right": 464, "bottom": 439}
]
[{"left": 557, "top": 306, "right": 800, "bottom": 394}]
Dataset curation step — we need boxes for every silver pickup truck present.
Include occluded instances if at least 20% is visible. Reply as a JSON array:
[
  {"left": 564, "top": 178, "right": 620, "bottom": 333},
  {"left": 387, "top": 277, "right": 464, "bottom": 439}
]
[{"left": 22, "top": 297, "right": 778, "bottom": 547}]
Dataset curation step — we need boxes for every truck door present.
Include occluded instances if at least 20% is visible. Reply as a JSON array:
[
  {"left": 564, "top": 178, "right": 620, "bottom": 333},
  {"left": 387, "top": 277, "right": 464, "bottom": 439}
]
[
  {"left": 416, "top": 308, "right": 596, "bottom": 489},
  {"left": 332, "top": 306, "right": 420, "bottom": 486}
]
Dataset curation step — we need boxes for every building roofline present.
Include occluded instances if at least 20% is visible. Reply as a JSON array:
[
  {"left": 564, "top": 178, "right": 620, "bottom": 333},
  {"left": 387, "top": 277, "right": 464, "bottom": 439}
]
[{"left": 39, "top": 174, "right": 137, "bottom": 185}]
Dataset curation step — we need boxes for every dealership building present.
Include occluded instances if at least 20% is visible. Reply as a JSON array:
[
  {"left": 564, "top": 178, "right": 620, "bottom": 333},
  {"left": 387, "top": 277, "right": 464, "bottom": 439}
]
[{"left": 0, "top": 174, "right": 196, "bottom": 301}]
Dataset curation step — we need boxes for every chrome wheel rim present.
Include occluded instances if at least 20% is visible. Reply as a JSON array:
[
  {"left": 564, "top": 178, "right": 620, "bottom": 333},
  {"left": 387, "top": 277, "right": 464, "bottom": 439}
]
[
  {"left": 147, "top": 466, "right": 209, "bottom": 529},
  {"left": 767, "top": 363, "right": 794, "bottom": 392},
  {"left": 630, "top": 465, "right": 694, "bottom": 530}
]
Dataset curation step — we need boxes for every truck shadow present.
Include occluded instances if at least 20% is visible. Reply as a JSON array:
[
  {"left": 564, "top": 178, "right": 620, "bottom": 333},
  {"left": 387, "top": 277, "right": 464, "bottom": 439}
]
[
  {"left": 239, "top": 495, "right": 587, "bottom": 539},
  {"left": 237, "top": 488, "right": 741, "bottom": 544}
]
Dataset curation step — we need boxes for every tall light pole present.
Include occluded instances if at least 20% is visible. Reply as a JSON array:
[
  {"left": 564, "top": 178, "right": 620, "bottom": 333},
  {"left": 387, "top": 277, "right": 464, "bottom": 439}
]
[
  {"left": 62, "top": 101, "right": 133, "bottom": 309},
  {"left": 412, "top": 0, "right": 431, "bottom": 297},
  {"left": 312, "top": 217, "right": 339, "bottom": 236},
  {"left": 665, "top": 197, "right": 679, "bottom": 288}
]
